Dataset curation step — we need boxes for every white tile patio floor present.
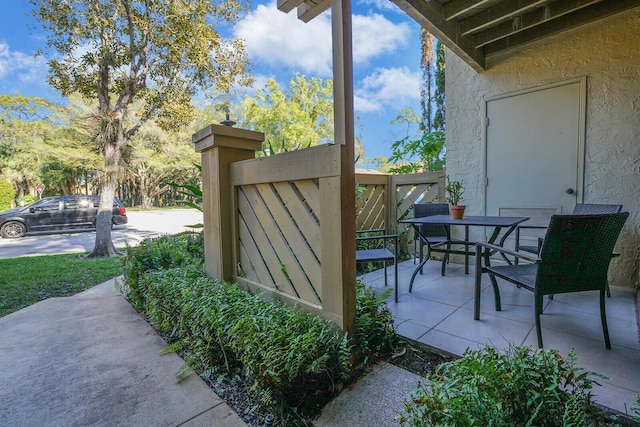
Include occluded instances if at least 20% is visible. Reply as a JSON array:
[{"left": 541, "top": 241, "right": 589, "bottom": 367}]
[{"left": 359, "top": 258, "right": 640, "bottom": 416}]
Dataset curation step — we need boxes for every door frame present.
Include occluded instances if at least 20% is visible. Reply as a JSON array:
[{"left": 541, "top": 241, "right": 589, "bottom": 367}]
[{"left": 480, "top": 76, "right": 587, "bottom": 215}]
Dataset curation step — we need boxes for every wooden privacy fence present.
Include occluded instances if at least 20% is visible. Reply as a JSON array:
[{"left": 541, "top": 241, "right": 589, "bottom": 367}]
[
  {"left": 356, "top": 171, "right": 445, "bottom": 253},
  {"left": 230, "top": 144, "right": 346, "bottom": 327},
  {"left": 194, "top": 124, "right": 445, "bottom": 332}
]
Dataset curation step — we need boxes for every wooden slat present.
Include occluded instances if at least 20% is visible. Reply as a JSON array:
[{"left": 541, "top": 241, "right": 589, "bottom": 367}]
[
  {"left": 237, "top": 217, "right": 273, "bottom": 286},
  {"left": 390, "top": 171, "right": 443, "bottom": 186},
  {"left": 273, "top": 181, "right": 321, "bottom": 258},
  {"left": 233, "top": 276, "right": 343, "bottom": 326},
  {"left": 295, "top": 179, "right": 321, "bottom": 217},
  {"left": 257, "top": 182, "right": 322, "bottom": 299},
  {"left": 356, "top": 174, "right": 388, "bottom": 185},
  {"left": 231, "top": 144, "right": 340, "bottom": 186},
  {"left": 319, "top": 175, "right": 345, "bottom": 320},
  {"left": 359, "top": 186, "right": 385, "bottom": 231},
  {"left": 237, "top": 186, "right": 298, "bottom": 296}
]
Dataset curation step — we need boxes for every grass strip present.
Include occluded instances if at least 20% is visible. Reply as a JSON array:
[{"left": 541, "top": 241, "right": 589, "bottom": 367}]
[{"left": 0, "top": 253, "right": 122, "bottom": 317}]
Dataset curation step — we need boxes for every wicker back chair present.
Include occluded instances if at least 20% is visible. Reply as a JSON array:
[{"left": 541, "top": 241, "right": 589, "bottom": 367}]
[
  {"left": 516, "top": 203, "right": 623, "bottom": 255},
  {"left": 413, "top": 203, "right": 451, "bottom": 276},
  {"left": 475, "top": 212, "right": 629, "bottom": 349}
]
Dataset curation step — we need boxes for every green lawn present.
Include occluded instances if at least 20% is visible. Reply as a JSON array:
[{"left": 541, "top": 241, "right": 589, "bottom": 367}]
[{"left": 0, "top": 253, "right": 123, "bottom": 317}]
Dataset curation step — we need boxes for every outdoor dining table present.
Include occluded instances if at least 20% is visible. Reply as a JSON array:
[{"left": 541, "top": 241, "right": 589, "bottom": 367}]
[{"left": 400, "top": 214, "right": 530, "bottom": 292}]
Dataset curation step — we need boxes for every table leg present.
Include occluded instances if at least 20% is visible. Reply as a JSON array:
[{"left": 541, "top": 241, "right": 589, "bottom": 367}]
[
  {"left": 464, "top": 225, "right": 470, "bottom": 274},
  {"left": 409, "top": 254, "right": 430, "bottom": 293},
  {"left": 474, "top": 244, "right": 482, "bottom": 319}
]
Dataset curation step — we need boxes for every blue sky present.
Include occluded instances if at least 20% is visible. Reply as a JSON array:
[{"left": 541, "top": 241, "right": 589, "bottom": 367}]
[{"left": 0, "top": 1, "right": 423, "bottom": 160}]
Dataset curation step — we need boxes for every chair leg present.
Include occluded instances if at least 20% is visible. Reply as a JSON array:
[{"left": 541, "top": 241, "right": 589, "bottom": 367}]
[
  {"left": 394, "top": 256, "right": 398, "bottom": 303},
  {"left": 606, "top": 283, "right": 611, "bottom": 298},
  {"left": 384, "top": 261, "right": 388, "bottom": 287},
  {"left": 489, "top": 273, "right": 502, "bottom": 312},
  {"left": 600, "top": 289, "right": 611, "bottom": 349},
  {"left": 419, "top": 241, "right": 424, "bottom": 274},
  {"left": 535, "top": 295, "right": 544, "bottom": 348}
]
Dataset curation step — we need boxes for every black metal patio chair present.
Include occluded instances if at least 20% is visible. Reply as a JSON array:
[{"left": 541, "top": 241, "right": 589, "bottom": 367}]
[
  {"left": 413, "top": 203, "right": 466, "bottom": 276},
  {"left": 474, "top": 212, "right": 629, "bottom": 349},
  {"left": 356, "top": 229, "right": 398, "bottom": 302},
  {"left": 515, "top": 203, "right": 623, "bottom": 255}
]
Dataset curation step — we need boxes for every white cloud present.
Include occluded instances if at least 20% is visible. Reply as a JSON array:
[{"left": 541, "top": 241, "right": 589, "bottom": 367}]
[
  {"left": 352, "top": 14, "right": 410, "bottom": 64},
  {"left": 234, "top": 2, "right": 411, "bottom": 76},
  {"left": 354, "top": 94, "right": 383, "bottom": 113},
  {"left": 234, "top": 3, "right": 333, "bottom": 76},
  {"left": 355, "top": 66, "right": 420, "bottom": 113},
  {"left": 357, "top": 0, "right": 404, "bottom": 12},
  {"left": 0, "top": 41, "right": 46, "bottom": 83}
]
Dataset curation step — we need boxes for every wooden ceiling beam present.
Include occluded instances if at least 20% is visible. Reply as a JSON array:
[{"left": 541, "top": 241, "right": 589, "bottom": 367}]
[
  {"left": 460, "top": 0, "right": 548, "bottom": 36},
  {"left": 484, "top": 0, "right": 639, "bottom": 56},
  {"left": 391, "top": 0, "right": 485, "bottom": 70},
  {"left": 277, "top": 0, "right": 305, "bottom": 13},
  {"left": 473, "top": 0, "right": 603, "bottom": 49},
  {"left": 443, "top": 0, "right": 493, "bottom": 21},
  {"left": 297, "top": 0, "right": 331, "bottom": 22}
]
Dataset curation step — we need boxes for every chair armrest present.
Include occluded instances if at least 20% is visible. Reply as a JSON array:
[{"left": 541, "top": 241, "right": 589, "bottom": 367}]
[
  {"left": 356, "top": 234, "right": 398, "bottom": 255},
  {"left": 475, "top": 241, "right": 541, "bottom": 263},
  {"left": 356, "top": 234, "right": 398, "bottom": 242},
  {"left": 516, "top": 225, "right": 548, "bottom": 230},
  {"left": 515, "top": 224, "right": 548, "bottom": 251},
  {"left": 356, "top": 228, "right": 386, "bottom": 236}
]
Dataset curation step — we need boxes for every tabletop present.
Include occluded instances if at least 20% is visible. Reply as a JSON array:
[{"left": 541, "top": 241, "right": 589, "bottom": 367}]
[{"left": 401, "top": 215, "right": 529, "bottom": 227}]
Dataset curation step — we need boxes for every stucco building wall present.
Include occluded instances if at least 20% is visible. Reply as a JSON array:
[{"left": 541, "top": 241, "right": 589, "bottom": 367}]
[{"left": 445, "top": 8, "right": 640, "bottom": 288}]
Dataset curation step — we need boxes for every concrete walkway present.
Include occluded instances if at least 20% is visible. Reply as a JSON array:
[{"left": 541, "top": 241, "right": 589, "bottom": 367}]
[{"left": 0, "top": 278, "right": 247, "bottom": 427}]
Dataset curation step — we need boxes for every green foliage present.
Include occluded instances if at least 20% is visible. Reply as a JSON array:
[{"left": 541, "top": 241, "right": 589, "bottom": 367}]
[
  {"left": 388, "top": 131, "right": 445, "bottom": 174},
  {"left": 388, "top": 108, "right": 445, "bottom": 174},
  {"left": 0, "top": 94, "right": 98, "bottom": 197},
  {"left": 0, "top": 179, "right": 15, "bottom": 211},
  {"left": 125, "top": 117, "right": 201, "bottom": 209},
  {"left": 20, "top": 194, "right": 38, "bottom": 206},
  {"left": 399, "top": 345, "right": 606, "bottom": 426},
  {"left": 121, "top": 233, "right": 205, "bottom": 309},
  {"left": 239, "top": 74, "right": 334, "bottom": 154},
  {"left": 444, "top": 175, "right": 464, "bottom": 205},
  {"left": 121, "top": 233, "right": 397, "bottom": 419},
  {"left": 167, "top": 164, "right": 203, "bottom": 211},
  {"left": 31, "top": 0, "right": 252, "bottom": 254},
  {"left": 0, "top": 253, "right": 122, "bottom": 317},
  {"left": 354, "top": 282, "right": 397, "bottom": 361}
]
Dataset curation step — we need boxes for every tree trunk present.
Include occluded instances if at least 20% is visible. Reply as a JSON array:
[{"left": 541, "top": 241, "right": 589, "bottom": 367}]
[
  {"left": 139, "top": 169, "right": 152, "bottom": 209},
  {"left": 88, "top": 126, "right": 123, "bottom": 258}
]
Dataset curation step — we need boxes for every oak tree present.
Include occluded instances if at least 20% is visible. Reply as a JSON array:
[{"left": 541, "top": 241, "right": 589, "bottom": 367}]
[{"left": 31, "top": 0, "right": 251, "bottom": 256}]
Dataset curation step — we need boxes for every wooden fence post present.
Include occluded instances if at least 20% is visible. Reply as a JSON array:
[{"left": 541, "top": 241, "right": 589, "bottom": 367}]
[{"left": 193, "top": 124, "right": 264, "bottom": 282}]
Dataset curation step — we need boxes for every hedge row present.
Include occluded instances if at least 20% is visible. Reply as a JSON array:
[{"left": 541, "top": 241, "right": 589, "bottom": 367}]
[{"left": 121, "top": 233, "right": 396, "bottom": 416}]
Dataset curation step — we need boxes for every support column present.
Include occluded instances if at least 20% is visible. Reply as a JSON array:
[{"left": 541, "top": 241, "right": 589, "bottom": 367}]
[
  {"left": 193, "top": 124, "right": 264, "bottom": 281},
  {"left": 331, "top": 0, "right": 356, "bottom": 335}
]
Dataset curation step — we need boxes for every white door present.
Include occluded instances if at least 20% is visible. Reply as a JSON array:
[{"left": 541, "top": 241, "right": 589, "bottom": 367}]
[{"left": 484, "top": 78, "right": 585, "bottom": 247}]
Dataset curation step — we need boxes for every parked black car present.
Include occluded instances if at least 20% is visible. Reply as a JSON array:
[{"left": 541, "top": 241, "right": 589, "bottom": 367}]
[{"left": 0, "top": 195, "right": 128, "bottom": 238}]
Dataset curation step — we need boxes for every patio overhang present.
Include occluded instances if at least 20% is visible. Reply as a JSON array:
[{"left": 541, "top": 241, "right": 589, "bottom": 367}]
[{"left": 278, "top": 0, "right": 640, "bottom": 72}]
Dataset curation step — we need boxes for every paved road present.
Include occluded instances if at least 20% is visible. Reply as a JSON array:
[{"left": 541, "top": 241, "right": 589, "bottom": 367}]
[{"left": 0, "top": 209, "right": 203, "bottom": 259}]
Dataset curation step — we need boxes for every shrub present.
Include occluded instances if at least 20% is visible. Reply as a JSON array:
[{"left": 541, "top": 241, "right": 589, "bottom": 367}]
[
  {"left": 131, "top": 265, "right": 350, "bottom": 415},
  {"left": 121, "top": 232, "right": 396, "bottom": 419},
  {"left": 21, "top": 194, "right": 37, "bottom": 206},
  {"left": 399, "top": 345, "right": 606, "bottom": 426},
  {"left": 121, "top": 232, "right": 204, "bottom": 309},
  {"left": 0, "top": 180, "right": 15, "bottom": 211}
]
